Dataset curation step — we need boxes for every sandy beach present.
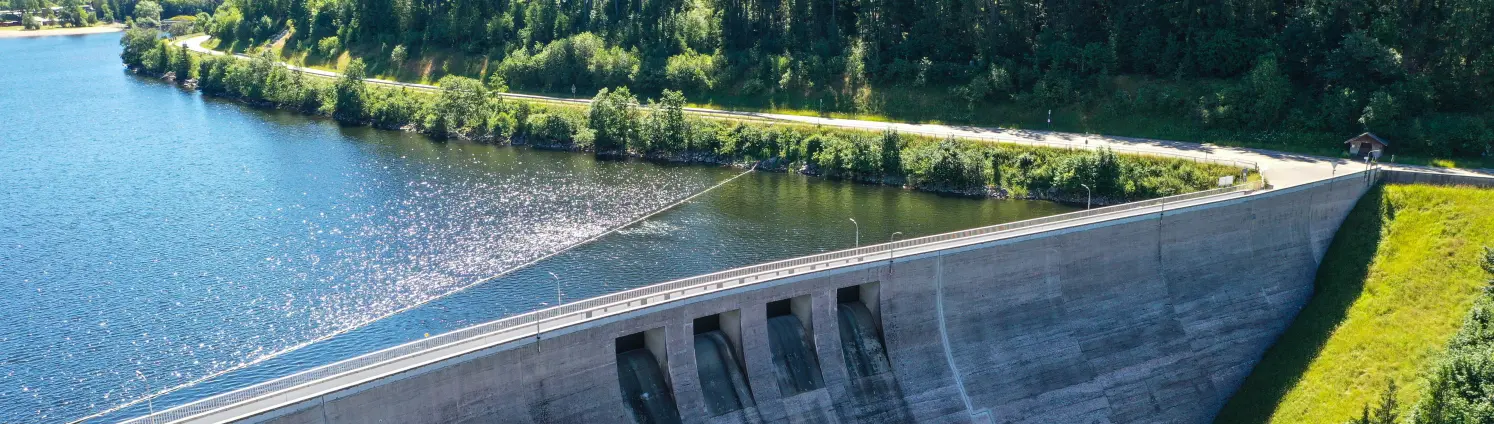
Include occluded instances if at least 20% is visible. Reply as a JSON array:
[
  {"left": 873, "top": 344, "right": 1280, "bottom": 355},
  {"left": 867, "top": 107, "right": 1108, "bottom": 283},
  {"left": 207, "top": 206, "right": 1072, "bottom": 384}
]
[{"left": 0, "top": 24, "right": 124, "bottom": 38}]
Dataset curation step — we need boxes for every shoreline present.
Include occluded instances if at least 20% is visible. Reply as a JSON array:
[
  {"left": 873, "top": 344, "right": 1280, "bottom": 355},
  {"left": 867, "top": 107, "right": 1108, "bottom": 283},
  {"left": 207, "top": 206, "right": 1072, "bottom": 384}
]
[
  {"left": 126, "top": 64, "right": 1244, "bottom": 207},
  {"left": 119, "top": 34, "right": 1254, "bottom": 207},
  {"left": 183, "top": 81, "right": 1148, "bottom": 207},
  {"left": 0, "top": 24, "right": 124, "bottom": 38}
]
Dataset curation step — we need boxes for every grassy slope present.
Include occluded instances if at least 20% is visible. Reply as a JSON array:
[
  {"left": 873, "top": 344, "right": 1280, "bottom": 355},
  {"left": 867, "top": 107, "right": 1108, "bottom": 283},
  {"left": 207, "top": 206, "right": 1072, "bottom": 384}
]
[{"left": 1217, "top": 184, "right": 1494, "bottom": 423}]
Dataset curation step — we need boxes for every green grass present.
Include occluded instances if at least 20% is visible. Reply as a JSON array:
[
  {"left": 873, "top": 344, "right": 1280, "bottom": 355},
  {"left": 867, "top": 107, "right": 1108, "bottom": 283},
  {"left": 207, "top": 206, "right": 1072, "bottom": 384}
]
[{"left": 1217, "top": 183, "right": 1494, "bottom": 424}]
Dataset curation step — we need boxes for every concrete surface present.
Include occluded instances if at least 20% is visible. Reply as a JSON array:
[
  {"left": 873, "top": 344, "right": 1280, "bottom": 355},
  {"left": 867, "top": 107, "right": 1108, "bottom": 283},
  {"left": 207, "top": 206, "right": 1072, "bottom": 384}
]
[{"left": 209, "top": 171, "right": 1376, "bottom": 424}]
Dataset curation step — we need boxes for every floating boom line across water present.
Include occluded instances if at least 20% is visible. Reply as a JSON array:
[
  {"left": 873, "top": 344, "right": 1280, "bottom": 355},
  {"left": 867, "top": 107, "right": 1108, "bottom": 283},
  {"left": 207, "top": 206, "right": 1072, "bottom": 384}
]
[{"left": 71, "top": 163, "right": 759, "bottom": 424}]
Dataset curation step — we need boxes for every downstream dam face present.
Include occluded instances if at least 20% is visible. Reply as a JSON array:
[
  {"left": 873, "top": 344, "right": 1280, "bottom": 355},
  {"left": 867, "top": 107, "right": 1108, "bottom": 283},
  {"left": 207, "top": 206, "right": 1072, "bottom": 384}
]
[{"left": 186, "top": 173, "right": 1377, "bottom": 424}]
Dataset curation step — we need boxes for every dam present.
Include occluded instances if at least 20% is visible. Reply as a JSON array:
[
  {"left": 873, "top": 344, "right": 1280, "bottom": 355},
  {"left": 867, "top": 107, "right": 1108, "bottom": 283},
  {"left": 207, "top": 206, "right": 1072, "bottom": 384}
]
[{"left": 125, "top": 169, "right": 1391, "bottom": 423}]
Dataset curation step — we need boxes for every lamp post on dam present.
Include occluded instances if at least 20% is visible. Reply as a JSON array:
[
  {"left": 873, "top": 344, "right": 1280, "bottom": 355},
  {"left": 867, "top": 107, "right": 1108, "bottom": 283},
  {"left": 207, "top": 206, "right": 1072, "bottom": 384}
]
[{"left": 848, "top": 218, "right": 860, "bottom": 247}]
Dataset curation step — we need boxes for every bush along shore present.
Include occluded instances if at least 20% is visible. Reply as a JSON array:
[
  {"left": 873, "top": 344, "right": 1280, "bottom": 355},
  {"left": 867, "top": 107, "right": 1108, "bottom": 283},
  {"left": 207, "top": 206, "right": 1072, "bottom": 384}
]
[{"left": 122, "top": 29, "right": 1247, "bottom": 205}]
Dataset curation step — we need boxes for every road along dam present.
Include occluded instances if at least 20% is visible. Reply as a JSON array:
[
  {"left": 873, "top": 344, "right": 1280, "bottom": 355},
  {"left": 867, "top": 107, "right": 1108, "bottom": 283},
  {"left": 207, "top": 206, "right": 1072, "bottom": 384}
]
[{"left": 125, "top": 170, "right": 1389, "bottom": 424}]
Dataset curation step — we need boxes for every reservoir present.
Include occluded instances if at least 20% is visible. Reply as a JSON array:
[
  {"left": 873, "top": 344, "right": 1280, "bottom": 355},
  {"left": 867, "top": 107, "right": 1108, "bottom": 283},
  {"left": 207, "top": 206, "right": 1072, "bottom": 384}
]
[{"left": 0, "top": 33, "right": 1075, "bottom": 423}]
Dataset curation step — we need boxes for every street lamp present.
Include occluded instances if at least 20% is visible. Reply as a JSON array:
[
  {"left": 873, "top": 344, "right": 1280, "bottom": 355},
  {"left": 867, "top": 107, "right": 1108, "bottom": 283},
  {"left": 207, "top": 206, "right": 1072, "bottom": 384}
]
[
  {"left": 848, "top": 218, "right": 860, "bottom": 247},
  {"left": 888, "top": 231, "right": 904, "bottom": 272},
  {"left": 548, "top": 272, "right": 562, "bottom": 305},
  {"left": 1079, "top": 184, "right": 1092, "bottom": 210},
  {"left": 889, "top": 231, "right": 904, "bottom": 257}
]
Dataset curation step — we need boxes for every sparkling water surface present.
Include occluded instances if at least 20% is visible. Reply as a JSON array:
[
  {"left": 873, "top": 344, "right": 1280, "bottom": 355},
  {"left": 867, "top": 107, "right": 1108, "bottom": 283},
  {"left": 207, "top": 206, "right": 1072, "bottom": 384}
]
[{"left": 0, "top": 33, "right": 1076, "bottom": 423}]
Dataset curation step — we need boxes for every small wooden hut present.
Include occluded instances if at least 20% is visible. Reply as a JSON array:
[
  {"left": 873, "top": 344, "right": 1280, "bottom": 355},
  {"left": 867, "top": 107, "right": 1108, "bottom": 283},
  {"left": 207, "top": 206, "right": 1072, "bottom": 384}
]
[{"left": 1344, "top": 132, "right": 1388, "bottom": 159}]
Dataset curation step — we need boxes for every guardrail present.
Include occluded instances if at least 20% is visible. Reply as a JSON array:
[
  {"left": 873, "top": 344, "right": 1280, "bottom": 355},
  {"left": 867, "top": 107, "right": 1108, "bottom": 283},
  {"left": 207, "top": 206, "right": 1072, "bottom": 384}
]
[{"left": 120, "top": 179, "right": 1260, "bottom": 424}]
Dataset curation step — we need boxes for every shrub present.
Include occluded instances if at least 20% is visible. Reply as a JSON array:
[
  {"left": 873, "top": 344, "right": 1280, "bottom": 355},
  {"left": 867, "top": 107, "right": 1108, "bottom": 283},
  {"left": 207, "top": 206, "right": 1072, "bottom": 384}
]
[
  {"left": 904, "top": 137, "right": 986, "bottom": 191},
  {"left": 426, "top": 75, "right": 493, "bottom": 138},
  {"left": 134, "top": 0, "right": 163, "bottom": 24},
  {"left": 588, "top": 87, "right": 639, "bottom": 152},
  {"left": 209, "top": 3, "right": 241, "bottom": 44},
  {"left": 497, "top": 33, "right": 639, "bottom": 92},
  {"left": 1050, "top": 148, "right": 1123, "bottom": 197},
  {"left": 812, "top": 133, "right": 880, "bottom": 179},
  {"left": 664, "top": 51, "right": 715, "bottom": 92},
  {"left": 120, "top": 27, "right": 161, "bottom": 67},
  {"left": 525, "top": 113, "right": 577, "bottom": 145},
  {"left": 640, "top": 89, "right": 690, "bottom": 153},
  {"left": 485, "top": 112, "right": 518, "bottom": 140},
  {"left": 390, "top": 45, "right": 407, "bottom": 65},
  {"left": 316, "top": 36, "right": 340, "bottom": 57},
  {"left": 370, "top": 89, "right": 423, "bottom": 129},
  {"left": 333, "top": 59, "right": 369, "bottom": 122}
]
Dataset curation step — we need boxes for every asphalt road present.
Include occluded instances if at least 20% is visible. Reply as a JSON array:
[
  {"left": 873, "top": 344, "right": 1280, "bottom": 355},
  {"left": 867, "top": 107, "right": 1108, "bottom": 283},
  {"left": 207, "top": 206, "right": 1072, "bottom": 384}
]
[{"left": 175, "top": 35, "right": 1491, "bottom": 188}]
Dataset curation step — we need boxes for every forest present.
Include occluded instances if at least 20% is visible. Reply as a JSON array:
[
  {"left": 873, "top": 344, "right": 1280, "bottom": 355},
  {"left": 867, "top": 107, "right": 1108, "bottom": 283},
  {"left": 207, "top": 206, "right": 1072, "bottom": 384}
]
[{"left": 163, "top": 0, "right": 1494, "bottom": 161}]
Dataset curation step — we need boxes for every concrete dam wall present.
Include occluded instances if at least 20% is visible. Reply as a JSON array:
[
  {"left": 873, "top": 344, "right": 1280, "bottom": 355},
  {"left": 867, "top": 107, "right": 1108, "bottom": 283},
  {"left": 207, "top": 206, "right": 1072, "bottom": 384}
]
[{"left": 235, "top": 173, "right": 1373, "bottom": 424}]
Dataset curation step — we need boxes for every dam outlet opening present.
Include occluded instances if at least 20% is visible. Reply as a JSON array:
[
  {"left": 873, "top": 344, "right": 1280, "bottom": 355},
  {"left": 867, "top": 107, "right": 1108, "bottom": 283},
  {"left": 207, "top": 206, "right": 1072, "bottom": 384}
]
[
  {"left": 838, "top": 283, "right": 892, "bottom": 379},
  {"left": 616, "top": 329, "right": 682, "bottom": 424},
  {"left": 692, "top": 311, "right": 756, "bottom": 416},
  {"left": 766, "top": 296, "right": 825, "bottom": 397}
]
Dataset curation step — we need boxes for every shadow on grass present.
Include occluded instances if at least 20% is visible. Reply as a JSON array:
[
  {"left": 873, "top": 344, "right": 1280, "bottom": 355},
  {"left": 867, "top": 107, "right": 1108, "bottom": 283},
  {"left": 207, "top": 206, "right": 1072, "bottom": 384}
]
[{"left": 1213, "top": 184, "right": 1389, "bottom": 424}]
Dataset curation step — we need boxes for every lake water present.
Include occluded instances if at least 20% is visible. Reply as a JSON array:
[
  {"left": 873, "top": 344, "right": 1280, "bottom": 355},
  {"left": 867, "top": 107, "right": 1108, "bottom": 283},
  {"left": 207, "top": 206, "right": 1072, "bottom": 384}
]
[{"left": 0, "top": 33, "right": 1076, "bottom": 423}]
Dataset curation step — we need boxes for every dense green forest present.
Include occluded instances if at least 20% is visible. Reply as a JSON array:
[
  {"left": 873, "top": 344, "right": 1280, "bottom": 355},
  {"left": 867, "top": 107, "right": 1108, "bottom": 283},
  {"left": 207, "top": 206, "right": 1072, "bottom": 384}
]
[
  {"left": 179, "top": 0, "right": 1494, "bottom": 160},
  {"left": 120, "top": 29, "right": 1246, "bottom": 204}
]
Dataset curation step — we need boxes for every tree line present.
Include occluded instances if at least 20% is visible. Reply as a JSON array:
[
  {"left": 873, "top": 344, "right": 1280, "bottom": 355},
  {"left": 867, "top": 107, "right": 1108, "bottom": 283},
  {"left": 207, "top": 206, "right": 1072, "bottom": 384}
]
[
  {"left": 178, "top": 0, "right": 1492, "bottom": 159},
  {"left": 5, "top": 0, "right": 107, "bottom": 27},
  {"left": 4, "top": 0, "right": 217, "bottom": 25},
  {"left": 120, "top": 27, "right": 1244, "bottom": 204}
]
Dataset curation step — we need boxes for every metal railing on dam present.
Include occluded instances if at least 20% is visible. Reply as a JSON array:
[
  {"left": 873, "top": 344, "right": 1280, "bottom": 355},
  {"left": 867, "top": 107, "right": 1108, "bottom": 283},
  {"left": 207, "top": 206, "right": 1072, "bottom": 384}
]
[{"left": 121, "top": 180, "right": 1265, "bottom": 424}]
